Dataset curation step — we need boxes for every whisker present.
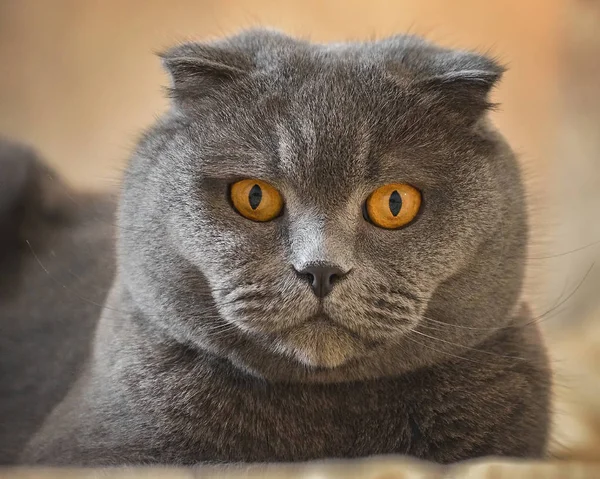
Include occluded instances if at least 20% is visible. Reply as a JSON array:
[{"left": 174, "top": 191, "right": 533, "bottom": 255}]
[
  {"left": 419, "top": 316, "right": 505, "bottom": 332},
  {"left": 528, "top": 238, "right": 600, "bottom": 260},
  {"left": 24, "top": 239, "right": 235, "bottom": 320},
  {"left": 402, "top": 333, "right": 485, "bottom": 365},
  {"left": 205, "top": 321, "right": 241, "bottom": 332},
  {"left": 25, "top": 239, "right": 124, "bottom": 312},
  {"left": 418, "top": 262, "right": 593, "bottom": 333},
  {"left": 524, "top": 262, "right": 595, "bottom": 326},
  {"left": 207, "top": 328, "right": 239, "bottom": 337},
  {"left": 410, "top": 328, "right": 525, "bottom": 360},
  {"left": 550, "top": 277, "right": 570, "bottom": 310}
]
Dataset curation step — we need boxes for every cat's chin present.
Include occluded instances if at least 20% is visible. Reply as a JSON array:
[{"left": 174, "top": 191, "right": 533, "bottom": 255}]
[{"left": 274, "top": 318, "right": 367, "bottom": 369}]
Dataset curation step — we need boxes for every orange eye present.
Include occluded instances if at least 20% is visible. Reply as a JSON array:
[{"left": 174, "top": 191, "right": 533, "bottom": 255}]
[
  {"left": 365, "top": 183, "right": 421, "bottom": 229},
  {"left": 230, "top": 179, "right": 283, "bottom": 222}
]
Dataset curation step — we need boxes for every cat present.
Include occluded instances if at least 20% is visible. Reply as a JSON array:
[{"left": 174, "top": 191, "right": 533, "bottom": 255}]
[
  {"left": 0, "top": 138, "right": 116, "bottom": 463},
  {"left": 0, "top": 29, "right": 550, "bottom": 466}
]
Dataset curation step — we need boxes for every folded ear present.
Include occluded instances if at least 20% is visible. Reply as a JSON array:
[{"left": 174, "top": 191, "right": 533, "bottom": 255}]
[
  {"left": 418, "top": 51, "right": 505, "bottom": 122},
  {"left": 380, "top": 36, "right": 505, "bottom": 124},
  {"left": 159, "top": 41, "right": 253, "bottom": 109}
]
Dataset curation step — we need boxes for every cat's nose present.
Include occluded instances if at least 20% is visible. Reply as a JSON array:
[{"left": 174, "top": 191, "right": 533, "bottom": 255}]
[{"left": 295, "top": 264, "right": 347, "bottom": 298}]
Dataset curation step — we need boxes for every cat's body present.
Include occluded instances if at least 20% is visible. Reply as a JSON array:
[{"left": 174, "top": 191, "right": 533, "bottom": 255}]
[
  {"left": 1, "top": 29, "right": 551, "bottom": 465},
  {"left": 25, "top": 298, "right": 549, "bottom": 465},
  {"left": 0, "top": 141, "right": 115, "bottom": 463}
]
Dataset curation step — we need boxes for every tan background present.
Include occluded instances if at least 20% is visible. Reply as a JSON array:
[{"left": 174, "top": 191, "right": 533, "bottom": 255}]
[
  {"left": 0, "top": 0, "right": 565, "bottom": 190},
  {"left": 1, "top": 0, "right": 599, "bottom": 463}
]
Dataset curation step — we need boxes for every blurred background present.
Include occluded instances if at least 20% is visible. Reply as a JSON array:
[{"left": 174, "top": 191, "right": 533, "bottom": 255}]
[{"left": 0, "top": 0, "right": 598, "bottom": 461}]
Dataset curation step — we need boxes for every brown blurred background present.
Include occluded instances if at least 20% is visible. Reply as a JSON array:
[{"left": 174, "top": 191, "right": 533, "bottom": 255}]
[{"left": 0, "top": 0, "right": 598, "bottom": 461}]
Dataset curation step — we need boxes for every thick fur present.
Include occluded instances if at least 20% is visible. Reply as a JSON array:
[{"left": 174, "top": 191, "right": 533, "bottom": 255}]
[
  {"left": 1, "top": 30, "right": 550, "bottom": 465},
  {"left": 0, "top": 139, "right": 115, "bottom": 463}
]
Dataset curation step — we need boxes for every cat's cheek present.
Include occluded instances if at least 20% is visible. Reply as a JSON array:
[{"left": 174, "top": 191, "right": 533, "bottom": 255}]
[{"left": 209, "top": 270, "right": 320, "bottom": 336}]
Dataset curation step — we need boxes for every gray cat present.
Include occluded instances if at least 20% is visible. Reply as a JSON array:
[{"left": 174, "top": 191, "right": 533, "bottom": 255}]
[{"left": 0, "top": 29, "right": 550, "bottom": 466}]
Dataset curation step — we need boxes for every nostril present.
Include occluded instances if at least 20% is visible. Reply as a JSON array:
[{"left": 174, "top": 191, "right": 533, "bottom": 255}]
[
  {"left": 295, "top": 264, "right": 349, "bottom": 298},
  {"left": 294, "top": 267, "right": 315, "bottom": 286}
]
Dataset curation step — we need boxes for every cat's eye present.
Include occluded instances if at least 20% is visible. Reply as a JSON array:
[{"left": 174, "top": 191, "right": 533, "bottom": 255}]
[
  {"left": 364, "top": 183, "right": 421, "bottom": 229},
  {"left": 230, "top": 179, "right": 283, "bottom": 222}
]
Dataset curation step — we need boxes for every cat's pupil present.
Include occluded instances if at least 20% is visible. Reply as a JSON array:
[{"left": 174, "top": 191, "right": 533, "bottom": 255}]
[
  {"left": 389, "top": 190, "right": 402, "bottom": 216},
  {"left": 249, "top": 184, "right": 262, "bottom": 210}
]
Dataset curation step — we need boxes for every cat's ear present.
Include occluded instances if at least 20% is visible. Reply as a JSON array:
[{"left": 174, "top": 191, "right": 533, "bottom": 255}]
[
  {"left": 417, "top": 50, "right": 505, "bottom": 122},
  {"left": 382, "top": 36, "right": 504, "bottom": 123},
  {"left": 159, "top": 41, "right": 253, "bottom": 109}
]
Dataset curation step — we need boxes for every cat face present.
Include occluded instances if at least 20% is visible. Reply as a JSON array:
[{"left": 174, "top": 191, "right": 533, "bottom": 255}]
[{"left": 120, "top": 30, "right": 527, "bottom": 380}]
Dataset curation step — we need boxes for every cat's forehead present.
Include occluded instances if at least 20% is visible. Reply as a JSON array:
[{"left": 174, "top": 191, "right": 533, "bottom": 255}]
[
  {"left": 167, "top": 29, "right": 502, "bottom": 183},
  {"left": 195, "top": 76, "right": 455, "bottom": 210},
  {"left": 189, "top": 37, "right": 495, "bottom": 200},
  {"left": 197, "top": 64, "right": 389, "bottom": 186},
  {"left": 272, "top": 79, "right": 376, "bottom": 188}
]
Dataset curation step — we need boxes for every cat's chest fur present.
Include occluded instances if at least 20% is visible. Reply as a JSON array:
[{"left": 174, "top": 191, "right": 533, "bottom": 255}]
[
  {"left": 69, "top": 309, "right": 546, "bottom": 465},
  {"left": 23, "top": 290, "right": 549, "bottom": 465},
  {"left": 142, "top": 364, "right": 417, "bottom": 462}
]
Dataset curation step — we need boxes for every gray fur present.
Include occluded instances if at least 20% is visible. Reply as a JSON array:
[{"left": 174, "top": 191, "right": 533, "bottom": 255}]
[
  {"left": 0, "top": 138, "right": 116, "bottom": 463},
  {"left": 1, "top": 29, "right": 550, "bottom": 465}
]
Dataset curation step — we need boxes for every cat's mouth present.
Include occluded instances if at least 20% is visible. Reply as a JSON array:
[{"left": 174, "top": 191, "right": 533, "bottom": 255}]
[{"left": 272, "top": 314, "right": 375, "bottom": 369}]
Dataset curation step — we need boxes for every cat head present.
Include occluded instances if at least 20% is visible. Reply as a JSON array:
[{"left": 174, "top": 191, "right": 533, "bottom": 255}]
[{"left": 119, "top": 29, "right": 526, "bottom": 382}]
